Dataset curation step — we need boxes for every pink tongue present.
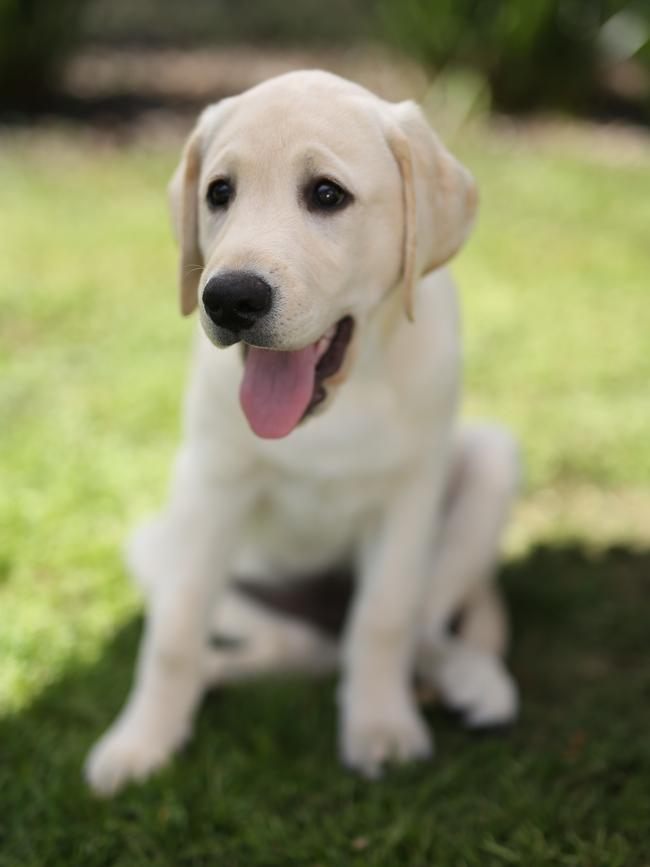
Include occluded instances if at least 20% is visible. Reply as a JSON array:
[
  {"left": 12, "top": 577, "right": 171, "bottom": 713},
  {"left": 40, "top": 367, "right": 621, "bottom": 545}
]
[{"left": 240, "top": 343, "right": 319, "bottom": 438}]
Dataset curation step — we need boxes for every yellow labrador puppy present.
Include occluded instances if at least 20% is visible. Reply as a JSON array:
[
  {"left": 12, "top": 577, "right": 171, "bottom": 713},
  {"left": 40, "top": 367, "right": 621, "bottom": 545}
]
[{"left": 85, "top": 70, "right": 519, "bottom": 795}]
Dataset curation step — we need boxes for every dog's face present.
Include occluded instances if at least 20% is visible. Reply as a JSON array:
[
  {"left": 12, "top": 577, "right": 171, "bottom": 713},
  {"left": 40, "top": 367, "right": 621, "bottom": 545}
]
[{"left": 170, "top": 71, "right": 476, "bottom": 438}]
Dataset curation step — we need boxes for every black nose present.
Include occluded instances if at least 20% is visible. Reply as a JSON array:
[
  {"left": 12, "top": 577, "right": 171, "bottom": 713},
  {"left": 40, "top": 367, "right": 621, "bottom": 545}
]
[{"left": 202, "top": 271, "right": 273, "bottom": 332}]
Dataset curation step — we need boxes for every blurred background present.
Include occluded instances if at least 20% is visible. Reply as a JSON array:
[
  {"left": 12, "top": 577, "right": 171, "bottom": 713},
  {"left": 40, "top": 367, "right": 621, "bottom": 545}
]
[
  {"left": 1, "top": 2, "right": 649, "bottom": 865},
  {"left": 2, "top": 0, "right": 650, "bottom": 117}
]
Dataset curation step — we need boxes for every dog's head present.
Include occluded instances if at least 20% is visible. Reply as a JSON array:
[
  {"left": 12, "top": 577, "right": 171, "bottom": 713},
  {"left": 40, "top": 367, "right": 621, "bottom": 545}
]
[{"left": 169, "top": 70, "right": 476, "bottom": 438}]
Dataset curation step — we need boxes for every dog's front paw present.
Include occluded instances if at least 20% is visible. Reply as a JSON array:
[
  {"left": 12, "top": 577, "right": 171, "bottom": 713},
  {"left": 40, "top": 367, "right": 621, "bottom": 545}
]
[
  {"left": 434, "top": 645, "right": 519, "bottom": 728},
  {"left": 84, "top": 716, "right": 186, "bottom": 797},
  {"left": 339, "top": 686, "right": 433, "bottom": 778}
]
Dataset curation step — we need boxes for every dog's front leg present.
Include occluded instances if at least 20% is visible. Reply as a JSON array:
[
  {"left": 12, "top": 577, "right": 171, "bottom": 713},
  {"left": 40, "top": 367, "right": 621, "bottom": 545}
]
[
  {"left": 85, "top": 448, "right": 249, "bottom": 796},
  {"left": 339, "top": 457, "right": 448, "bottom": 777}
]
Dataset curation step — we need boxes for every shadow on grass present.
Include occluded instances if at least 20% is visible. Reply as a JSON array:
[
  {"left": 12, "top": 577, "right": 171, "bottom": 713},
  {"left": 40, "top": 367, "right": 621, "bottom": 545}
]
[{"left": 1, "top": 544, "right": 649, "bottom": 867}]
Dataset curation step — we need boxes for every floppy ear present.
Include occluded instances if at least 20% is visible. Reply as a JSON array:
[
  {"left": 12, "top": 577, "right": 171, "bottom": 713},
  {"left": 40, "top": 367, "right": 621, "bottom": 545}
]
[
  {"left": 383, "top": 101, "right": 477, "bottom": 320},
  {"left": 168, "top": 128, "right": 204, "bottom": 316}
]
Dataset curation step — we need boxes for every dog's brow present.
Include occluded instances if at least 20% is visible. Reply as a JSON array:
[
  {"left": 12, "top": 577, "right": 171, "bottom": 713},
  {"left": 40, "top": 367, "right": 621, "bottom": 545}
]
[
  {"left": 202, "top": 146, "right": 239, "bottom": 185},
  {"left": 301, "top": 146, "right": 356, "bottom": 191}
]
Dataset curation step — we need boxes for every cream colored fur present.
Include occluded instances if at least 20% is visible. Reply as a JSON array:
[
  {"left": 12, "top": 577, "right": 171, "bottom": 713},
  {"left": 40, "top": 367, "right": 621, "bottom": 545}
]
[{"left": 85, "top": 70, "right": 519, "bottom": 796}]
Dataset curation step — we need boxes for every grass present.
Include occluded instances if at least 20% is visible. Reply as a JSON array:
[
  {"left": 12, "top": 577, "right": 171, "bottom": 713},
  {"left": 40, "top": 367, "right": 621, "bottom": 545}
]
[{"left": 0, "top": 120, "right": 649, "bottom": 865}]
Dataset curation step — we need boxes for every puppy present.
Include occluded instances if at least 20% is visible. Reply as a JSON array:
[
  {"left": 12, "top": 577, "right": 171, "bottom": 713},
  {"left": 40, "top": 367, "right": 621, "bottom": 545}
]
[{"left": 85, "top": 70, "right": 520, "bottom": 796}]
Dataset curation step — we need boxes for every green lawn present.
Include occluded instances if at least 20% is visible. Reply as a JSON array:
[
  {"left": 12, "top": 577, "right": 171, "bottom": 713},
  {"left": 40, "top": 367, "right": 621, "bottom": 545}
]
[{"left": 0, "top": 122, "right": 649, "bottom": 866}]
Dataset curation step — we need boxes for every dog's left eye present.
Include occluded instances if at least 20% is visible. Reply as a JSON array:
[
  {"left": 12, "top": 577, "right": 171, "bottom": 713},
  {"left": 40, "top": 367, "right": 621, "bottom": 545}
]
[
  {"left": 309, "top": 179, "right": 349, "bottom": 211},
  {"left": 206, "top": 178, "right": 233, "bottom": 209}
]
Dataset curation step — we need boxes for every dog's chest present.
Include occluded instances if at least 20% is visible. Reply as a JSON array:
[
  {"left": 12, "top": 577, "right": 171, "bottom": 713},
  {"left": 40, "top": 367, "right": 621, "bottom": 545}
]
[
  {"left": 243, "top": 470, "right": 388, "bottom": 575},
  {"left": 240, "top": 391, "right": 434, "bottom": 575}
]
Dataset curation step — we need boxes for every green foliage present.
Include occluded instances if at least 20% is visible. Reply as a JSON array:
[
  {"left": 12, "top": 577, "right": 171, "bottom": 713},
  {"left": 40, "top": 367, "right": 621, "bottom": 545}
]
[
  {"left": 83, "top": 0, "right": 376, "bottom": 46},
  {"left": 0, "top": 0, "right": 87, "bottom": 110},
  {"left": 379, "top": 0, "right": 650, "bottom": 116}
]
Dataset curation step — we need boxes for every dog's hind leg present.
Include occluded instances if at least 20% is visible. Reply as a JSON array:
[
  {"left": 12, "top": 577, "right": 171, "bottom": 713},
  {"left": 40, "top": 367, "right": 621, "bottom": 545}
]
[
  {"left": 203, "top": 589, "right": 339, "bottom": 687},
  {"left": 416, "top": 423, "right": 520, "bottom": 727},
  {"left": 456, "top": 578, "right": 509, "bottom": 658}
]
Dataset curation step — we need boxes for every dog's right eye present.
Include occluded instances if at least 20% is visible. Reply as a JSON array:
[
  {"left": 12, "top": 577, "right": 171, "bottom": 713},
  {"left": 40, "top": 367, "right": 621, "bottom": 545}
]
[
  {"left": 308, "top": 178, "right": 349, "bottom": 212},
  {"left": 206, "top": 179, "right": 233, "bottom": 209}
]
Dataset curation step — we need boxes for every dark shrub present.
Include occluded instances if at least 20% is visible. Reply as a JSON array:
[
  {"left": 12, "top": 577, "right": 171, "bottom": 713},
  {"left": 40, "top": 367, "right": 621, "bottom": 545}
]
[
  {"left": 0, "top": 0, "right": 87, "bottom": 111},
  {"left": 378, "top": 0, "right": 650, "bottom": 117}
]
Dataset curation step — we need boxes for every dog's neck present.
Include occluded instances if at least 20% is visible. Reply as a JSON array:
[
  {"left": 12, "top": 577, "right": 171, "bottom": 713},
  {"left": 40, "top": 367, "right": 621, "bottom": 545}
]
[{"left": 352, "top": 280, "right": 413, "bottom": 379}]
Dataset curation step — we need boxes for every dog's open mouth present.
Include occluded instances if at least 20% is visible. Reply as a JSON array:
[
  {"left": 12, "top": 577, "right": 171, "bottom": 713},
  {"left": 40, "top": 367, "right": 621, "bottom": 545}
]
[{"left": 240, "top": 316, "right": 354, "bottom": 439}]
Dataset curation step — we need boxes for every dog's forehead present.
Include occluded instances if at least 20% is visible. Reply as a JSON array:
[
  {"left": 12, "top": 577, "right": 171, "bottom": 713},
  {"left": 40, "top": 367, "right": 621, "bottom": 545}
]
[{"left": 202, "top": 73, "right": 388, "bottom": 169}]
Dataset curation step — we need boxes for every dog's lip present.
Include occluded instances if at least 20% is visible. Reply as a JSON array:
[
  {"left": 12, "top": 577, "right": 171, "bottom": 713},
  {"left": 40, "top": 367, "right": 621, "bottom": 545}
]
[
  {"left": 240, "top": 316, "right": 355, "bottom": 420},
  {"left": 306, "top": 316, "right": 354, "bottom": 415}
]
